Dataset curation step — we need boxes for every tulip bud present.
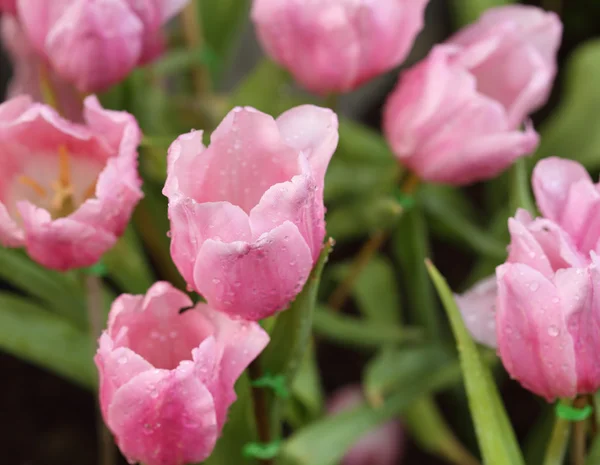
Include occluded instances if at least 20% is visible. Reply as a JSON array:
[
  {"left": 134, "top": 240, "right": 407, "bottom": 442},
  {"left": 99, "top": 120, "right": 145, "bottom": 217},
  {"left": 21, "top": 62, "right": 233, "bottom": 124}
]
[
  {"left": 16, "top": 0, "right": 191, "bottom": 92},
  {"left": 95, "top": 282, "right": 270, "bottom": 465},
  {"left": 251, "top": 0, "right": 429, "bottom": 95},
  {"left": 327, "top": 386, "right": 404, "bottom": 465},
  {"left": 164, "top": 105, "right": 338, "bottom": 321},
  {"left": 0, "top": 0, "right": 16, "bottom": 14},
  {"left": 383, "top": 5, "right": 561, "bottom": 185},
  {"left": 0, "top": 96, "right": 142, "bottom": 270}
]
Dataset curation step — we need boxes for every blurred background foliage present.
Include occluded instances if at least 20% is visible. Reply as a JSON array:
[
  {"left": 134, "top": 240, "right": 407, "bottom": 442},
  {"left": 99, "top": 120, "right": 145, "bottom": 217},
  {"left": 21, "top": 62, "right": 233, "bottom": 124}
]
[{"left": 0, "top": 1, "right": 599, "bottom": 464}]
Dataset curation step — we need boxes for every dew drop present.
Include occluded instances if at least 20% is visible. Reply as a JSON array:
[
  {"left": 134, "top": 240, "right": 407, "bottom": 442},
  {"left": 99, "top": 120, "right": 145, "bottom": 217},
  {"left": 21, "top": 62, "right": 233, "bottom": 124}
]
[
  {"left": 529, "top": 281, "right": 539, "bottom": 292},
  {"left": 118, "top": 355, "right": 128, "bottom": 365},
  {"left": 212, "top": 278, "right": 221, "bottom": 284},
  {"left": 547, "top": 325, "right": 560, "bottom": 337}
]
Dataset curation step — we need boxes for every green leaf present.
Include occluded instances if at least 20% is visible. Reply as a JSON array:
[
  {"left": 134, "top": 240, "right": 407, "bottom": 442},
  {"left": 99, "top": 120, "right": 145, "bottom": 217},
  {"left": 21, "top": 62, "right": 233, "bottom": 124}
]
[
  {"left": 363, "top": 346, "right": 457, "bottom": 406},
  {"left": 536, "top": 39, "right": 600, "bottom": 170},
  {"left": 451, "top": 0, "right": 513, "bottom": 26},
  {"left": 523, "top": 405, "right": 556, "bottom": 465},
  {"left": 280, "top": 345, "right": 465, "bottom": 465},
  {"left": 0, "top": 292, "right": 95, "bottom": 389},
  {"left": 393, "top": 207, "right": 441, "bottom": 337},
  {"left": 103, "top": 225, "right": 155, "bottom": 294},
  {"left": 337, "top": 118, "right": 398, "bottom": 165},
  {"left": 152, "top": 48, "right": 217, "bottom": 77},
  {"left": 260, "top": 240, "right": 333, "bottom": 435},
  {"left": 586, "top": 435, "right": 600, "bottom": 465},
  {"left": 289, "top": 342, "right": 324, "bottom": 424},
  {"left": 243, "top": 441, "right": 281, "bottom": 460},
  {"left": 332, "top": 256, "right": 401, "bottom": 324},
  {"left": 313, "top": 307, "right": 422, "bottom": 349},
  {"left": 326, "top": 196, "right": 403, "bottom": 242},
  {"left": 0, "top": 248, "right": 86, "bottom": 328},
  {"left": 426, "top": 260, "right": 525, "bottom": 465},
  {"left": 405, "top": 398, "right": 480, "bottom": 465},
  {"left": 420, "top": 185, "right": 507, "bottom": 261},
  {"left": 252, "top": 373, "right": 290, "bottom": 398}
]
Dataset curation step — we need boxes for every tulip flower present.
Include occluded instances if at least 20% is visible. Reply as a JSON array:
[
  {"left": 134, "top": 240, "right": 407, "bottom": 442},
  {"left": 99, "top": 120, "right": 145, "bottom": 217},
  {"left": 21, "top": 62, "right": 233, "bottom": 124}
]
[
  {"left": 16, "top": 0, "right": 191, "bottom": 92},
  {"left": 1, "top": 16, "right": 83, "bottom": 122},
  {"left": 383, "top": 5, "right": 561, "bottom": 185},
  {"left": 459, "top": 158, "right": 600, "bottom": 401},
  {"left": 455, "top": 276, "right": 498, "bottom": 348},
  {"left": 0, "top": 0, "right": 16, "bottom": 14},
  {"left": 95, "top": 281, "right": 269, "bottom": 465},
  {"left": 251, "top": 0, "right": 429, "bottom": 95},
  {"left": 0, "top": 95, "right": 142, "bottom": 270},
  {"left": 164, "top": 105, "right": 338, "bottom": 321},
  {"left": 327, "top": 385, "right": 404, "bottom": 465}
]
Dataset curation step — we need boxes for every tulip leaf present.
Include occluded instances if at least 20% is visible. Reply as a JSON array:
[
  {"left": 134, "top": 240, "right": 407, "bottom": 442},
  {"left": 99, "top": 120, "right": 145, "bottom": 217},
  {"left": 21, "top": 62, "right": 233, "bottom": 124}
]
[
  {"left": 535, "top": 39, "right": 600, "bottom": 171},
  {"left": 331, "top": 255, "right": 402, "bottom": 324},
  {"left": 0, "top": 248, "right": 86, "bottom": 328},
  {"left": 420, "top": 185, "right": 507, "bottom": 261},
  {"left": 426, "top": 260, "right": 525, "bottom": 465},
  {"left": 393, "top": 207, "right": 441, "bottom": 337},
  {"left": 586, "top": 435, "right": 600, "bottom": 465},
  {"left": 289, "top": 342, "right": 324, "bottom": 425},
  {"left": 279, "top": 345, "right": 466, "bottom": 465},
  {"left": 313, "top": 306, "right": 422, "bottom": 349},
  {"left": 102, "top": 225, "right": 155, "bottom": 294},
  {"left": 0, "top": 292, "right": 95, "bottom": 389},
  {"left": 451, "top": 0, "right": 513, "bottom": 26}
]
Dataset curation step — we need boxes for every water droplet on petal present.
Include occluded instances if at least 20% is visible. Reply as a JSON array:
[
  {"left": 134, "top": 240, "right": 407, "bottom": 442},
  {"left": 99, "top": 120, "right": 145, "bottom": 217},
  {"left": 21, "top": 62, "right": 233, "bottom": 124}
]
[
  {"left": 548, "top": 325, "right": 560, "bottom": 337},
  {"left": 118, "top": 355, "right": 128, "bottom": 365},
  {"left": 529, "top": 281, "right": 539, "bottom": 292}
]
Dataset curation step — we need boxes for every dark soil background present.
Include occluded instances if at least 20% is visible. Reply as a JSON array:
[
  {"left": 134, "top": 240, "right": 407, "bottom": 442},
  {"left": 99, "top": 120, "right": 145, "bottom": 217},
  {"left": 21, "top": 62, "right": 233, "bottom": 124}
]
[{"left": 1, "top": 1, "right": 599, "bottom": 464}]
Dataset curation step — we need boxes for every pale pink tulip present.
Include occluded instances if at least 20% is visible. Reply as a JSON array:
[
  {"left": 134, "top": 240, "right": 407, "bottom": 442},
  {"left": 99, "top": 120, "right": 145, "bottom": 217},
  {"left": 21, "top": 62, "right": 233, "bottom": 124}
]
[
  {"left": 164, "top": 106, "right": 338, "bottom": 321},
  {"left": 1, "top": 16, "right": 83, "bottom": 122},
  {"left": 16, "top": 0, "right": 191, "bottom": 92},
  {"left": 458, "top": 158, "right": 600, "bottom": 400},
  {"left": 0, "top": 95, "right": 142, "bottom": 270},
  {"left": 95, "top": 281, "right": 269, "bottom": 465},
  {"left": 328, "top": 385, "right": 404, "bottom": 465},
  {"left": 455, "top": 276, "right": 498, "bottom": 348},
  {"left": 251, "top": 0, "right": 429, "bottom": 95},
  {"left": 384, "top": 5, "right": 561, "bottom": 185}
]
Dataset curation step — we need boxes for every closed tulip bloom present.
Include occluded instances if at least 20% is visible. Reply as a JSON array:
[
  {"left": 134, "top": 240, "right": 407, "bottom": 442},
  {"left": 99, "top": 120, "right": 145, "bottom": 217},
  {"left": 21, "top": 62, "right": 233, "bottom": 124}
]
[
  {"left": 95, "top": 282, "right": 269, "bottom": 465},
  {"left": 251, "top": 0, "right": 429, "bottom": 95},
  {"left": 384, "top": 5, "right": 561, "bottom": 185},
  {"left": 455, "top": 275, "right": 498, "bottom": 348},
  {"left": 164, "top": 106, "right": 338, "bottom": 321},
  {"left": 1, "top": 16, "right": 83, "bottom": 122},
  {"left": 328, "top": 386, "right": 404, "bottom": 465},
  {"left": 16, "top": 0, "right": 190, "bottom": 92},
  {"left": 0, "top": 95, "right": 142, "bottom": 270}
]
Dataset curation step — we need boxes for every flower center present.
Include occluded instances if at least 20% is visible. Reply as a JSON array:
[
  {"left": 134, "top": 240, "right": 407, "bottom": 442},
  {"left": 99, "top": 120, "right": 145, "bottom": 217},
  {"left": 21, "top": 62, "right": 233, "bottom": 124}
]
[{"left": 17, "top": 146, "right": 96, "bottom": 219}]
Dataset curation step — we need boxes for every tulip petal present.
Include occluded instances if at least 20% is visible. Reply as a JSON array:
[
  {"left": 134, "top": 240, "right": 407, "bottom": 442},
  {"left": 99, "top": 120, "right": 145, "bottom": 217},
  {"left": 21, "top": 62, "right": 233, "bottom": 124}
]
[
  {"left": 455, "top": 275, "right": 498, "bottom": 348},
  {"left": 193, "top": 221, "right": 313, "bottom": 320},
  {"left": 496, "top": 263, "right": 576, "bottom": 401},
  {"left": 107, "top": 363, "right": 218, "bottom": 465}
]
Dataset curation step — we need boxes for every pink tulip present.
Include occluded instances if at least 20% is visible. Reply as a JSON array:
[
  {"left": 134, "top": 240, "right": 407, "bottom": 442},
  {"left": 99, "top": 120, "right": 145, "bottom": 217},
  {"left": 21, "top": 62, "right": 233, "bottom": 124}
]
[
  {"left": 384, "top": 5, "right": 561, "bottom": 185},
  {"left": 164, "top": 105, "right": 338, "bottom": 321},
  {"left": 1, "top": 16, "right": 83, "bottom": 122},
  {"left": 16, "top": 0, "right": 191, "bottom": 92},
  {"left": 251, "top": 0, "right": 429, "bottom": 95},
  {"left": 328, "top": 385, "right": 404, "bottom": 465},
  {"left": 95, "top": 281, "right": 269, "bottom": 465},
  {"left": 0, "top": 95, "right": 142, "bottom": 270},
  {"left": 0, "top": 0, "right": 16, "bottom": 14},
  {"left": 455, "top": 276, "right": 498, "bottom": 348},
  {"left": 458, "top": 158, "right": 600, "bottom": 400}
]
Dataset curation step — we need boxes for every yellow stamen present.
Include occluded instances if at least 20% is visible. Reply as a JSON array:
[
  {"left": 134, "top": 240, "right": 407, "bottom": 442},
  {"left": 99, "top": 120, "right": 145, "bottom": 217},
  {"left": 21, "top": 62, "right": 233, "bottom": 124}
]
[
  {"left": 58, "top": 145, "right": 71, "bottom": 188},
  {"left": 18, "top": 175, "right": 47, "bottom": 198},
  {"left": 83, "top": 180, "right": 97, "bottom": 201}
]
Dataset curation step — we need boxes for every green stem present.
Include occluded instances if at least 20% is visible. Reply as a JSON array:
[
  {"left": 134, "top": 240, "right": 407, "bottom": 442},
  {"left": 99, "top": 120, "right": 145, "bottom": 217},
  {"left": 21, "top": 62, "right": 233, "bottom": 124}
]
[
  {"left": 248, "top": 360, "right": 273, "bottom": 465},
  {"left": 86, "top": 274, "right": 114, "bottom": 465},
  {"left": 181, "top": 0, "right": 211, "bottom": 97},
  {"left": 543, "top": 407, "right": 572, "bottom": 465}
]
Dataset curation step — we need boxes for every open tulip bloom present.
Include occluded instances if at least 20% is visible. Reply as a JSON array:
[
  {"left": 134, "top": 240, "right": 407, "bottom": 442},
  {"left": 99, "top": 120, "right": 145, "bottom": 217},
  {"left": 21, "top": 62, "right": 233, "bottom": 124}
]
[
  {"left": 6, "top": 1, "right": 600, "bottom": 464},
  {"left": 0, "top": 95, "right": 142, "bottom": 270}
]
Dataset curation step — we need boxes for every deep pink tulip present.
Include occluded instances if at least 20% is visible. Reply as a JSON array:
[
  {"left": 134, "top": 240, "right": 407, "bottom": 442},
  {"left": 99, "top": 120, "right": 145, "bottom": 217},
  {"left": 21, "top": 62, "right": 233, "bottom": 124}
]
[
  {"left": 1, "top": 16, "right": 83, "bottom": 122},
  {"left": 16, "top": 0, "right": 190, "bottom": 92},
  {"left": 95, "top": 282, "right": 269, "bottom": 465},
  {"left": 0, "top": 0, "right": 16, "bottom": 14},
  {"left": 251, "top": 0, "right": 429, "bottom": 95},
  {"left": 328, "top": 385, "right": 404, "bottom": 465},
  {"left": 0, "top": 95, "right": 142, "bottom": 270},
  {"left": 384, "top": 5, "right": 561, "bottom": 185},
  {"left": 164, "top": 105, "right": 338, "bottom": 321},
  {"left": 459, "top": 158, "right": 600, "bottom": 401}
]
